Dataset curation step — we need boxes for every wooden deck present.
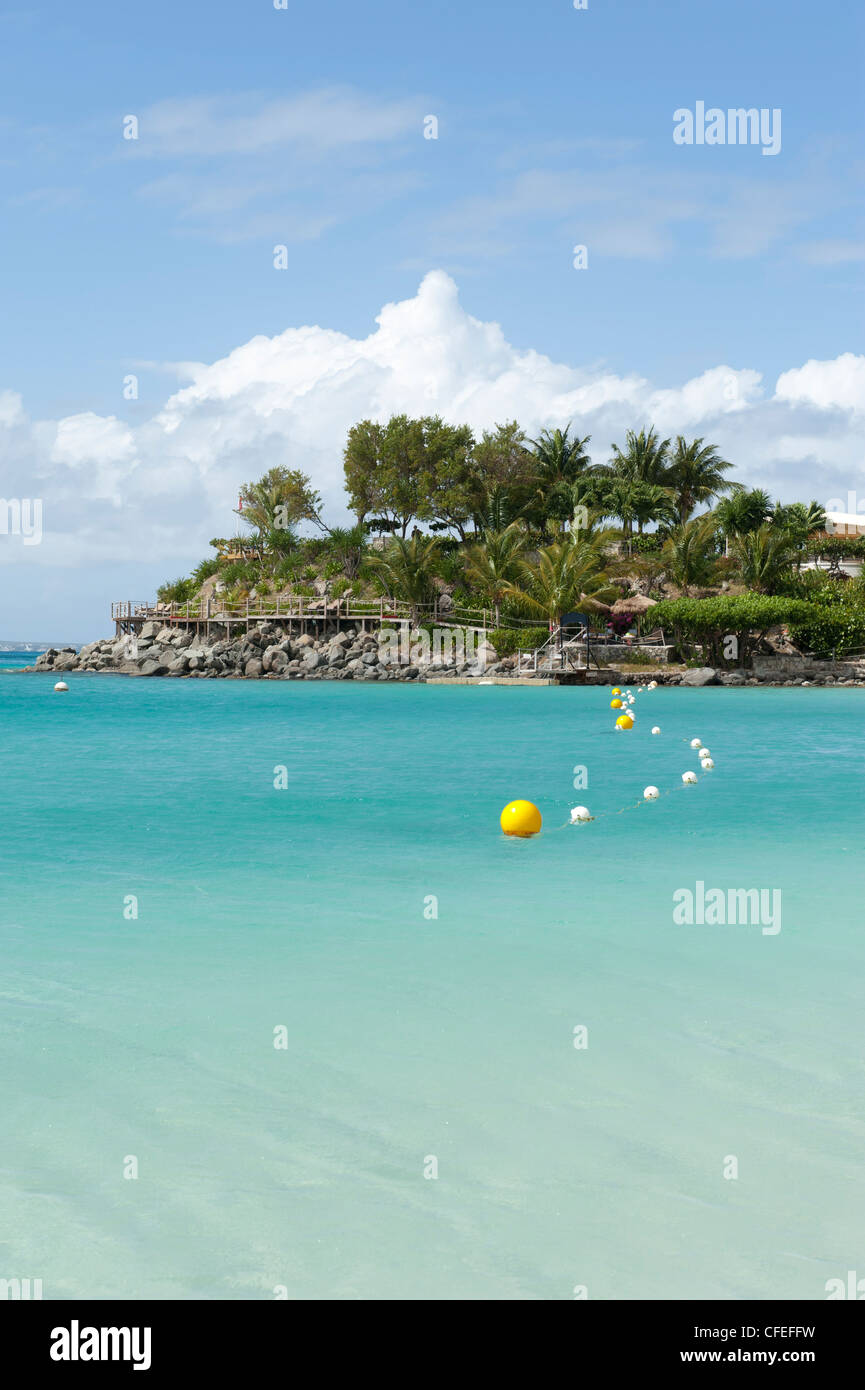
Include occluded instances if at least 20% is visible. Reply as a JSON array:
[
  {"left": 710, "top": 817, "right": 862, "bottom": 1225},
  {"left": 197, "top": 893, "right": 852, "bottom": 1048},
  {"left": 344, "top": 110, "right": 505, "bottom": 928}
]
[{"left": 112, "top": 595, "right": 495, "bottom": 639}]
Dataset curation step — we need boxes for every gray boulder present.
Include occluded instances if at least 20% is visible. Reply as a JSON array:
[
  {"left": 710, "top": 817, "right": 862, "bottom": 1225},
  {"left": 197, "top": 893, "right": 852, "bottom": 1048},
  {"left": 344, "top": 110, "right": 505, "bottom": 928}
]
[
  {"left": 680, "top": 666, "right": 718, "bottom": 687},
  {"left": 244, "top": 658, "right": 264, "bottom": 678}
]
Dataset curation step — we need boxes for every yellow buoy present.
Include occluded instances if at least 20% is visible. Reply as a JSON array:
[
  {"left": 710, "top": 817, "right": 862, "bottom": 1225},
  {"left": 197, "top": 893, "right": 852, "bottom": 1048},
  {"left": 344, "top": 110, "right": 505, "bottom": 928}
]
[
  {"left": 500, "top": 800, "right": 542, "bottom": 837},
  {"left": 611, "top": 697, "right": 623, "bottom": 709},
  {"left": 611, "top": 687, "right": 621, "bottom": 695},
  {"left": 616, "top": 714, "right": 634, "bottom": 729}
]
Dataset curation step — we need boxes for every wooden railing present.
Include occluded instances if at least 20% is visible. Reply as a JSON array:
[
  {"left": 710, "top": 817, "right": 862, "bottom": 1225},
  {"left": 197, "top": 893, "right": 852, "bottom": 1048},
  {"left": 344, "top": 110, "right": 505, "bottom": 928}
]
[{"left": 112, "top": 596, "right": 494, "bottom": 632}]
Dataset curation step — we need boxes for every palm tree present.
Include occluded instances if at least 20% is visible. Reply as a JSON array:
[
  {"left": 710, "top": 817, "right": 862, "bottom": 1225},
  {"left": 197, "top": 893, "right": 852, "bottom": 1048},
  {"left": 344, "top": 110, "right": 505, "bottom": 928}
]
[
  {"left": 527, "top": 425, "right": 592, "bottom": 534},
  {"left": 772, "top": 500, "right": 827, "bottom": 540},
  {"left": 732, "top": 524, "right": 798, "bottom": 594},
  {"left": 667, "top": 436, "right": 735, "bottom": 523},
  {"left": 715, "top": 489, "right": 773, "bottom": 546},
  {"left": 324, "top": 523, "right": 367, "bottom": 580},
  {"left": 591, "top": 478, "right": 677, "bottom": 551},
  {"left": 504, "top": 535, "right": 611, "bottom": 634},
  {"left": 528, "top": 425, "right": 592, "bottom": 485},
  {"left": 600, "top": 427, "right": 671, "bottom": 486},
  {"left": 771, "top": 501, "right": 828, "bottom": 572},
  {"left": 462, "top": 523, "right": 527, "bottom": 625},
  {"left": 365, "top": 534, "right": 440, "bottom": 621},
  {"left": 470, "top": 483, "right": 528, "bottom": 535},
  {"left": 661, "top": 516, "right": 719, "bottom": 594}
]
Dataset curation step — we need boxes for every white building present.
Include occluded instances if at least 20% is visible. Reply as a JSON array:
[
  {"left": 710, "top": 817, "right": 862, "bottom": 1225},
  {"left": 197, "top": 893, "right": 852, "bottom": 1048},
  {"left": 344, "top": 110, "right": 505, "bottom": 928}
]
[{"left": 803, "top": 512, "right": 865, "bottom": 577}]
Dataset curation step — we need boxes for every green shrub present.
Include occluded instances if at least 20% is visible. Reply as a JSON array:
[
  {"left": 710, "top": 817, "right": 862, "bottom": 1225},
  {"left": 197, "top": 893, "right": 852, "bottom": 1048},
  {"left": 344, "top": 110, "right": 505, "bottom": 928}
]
[
  {"left": 490, "top": 626, "right": 549, "bottom": 656},
  {"left": 192, "top": 557, "right": 221, "bottom": 586},
  {"left": 651, "top": 594, "right": 811, "bottom": 667},
  {"left": 788, "top": 608, "right": 865, "bottom": 660},
  {"left": 157, "top": 577, "right": 196, "bottom": 604},
  {"left": 221, "top": 559, "right": 260, "bottom": 587},
  {"left": 630, "top": 533, "right": 664, "bottom": 554},
  {"left": 807, "top": 534, "right": 865, "bottom": 560}
]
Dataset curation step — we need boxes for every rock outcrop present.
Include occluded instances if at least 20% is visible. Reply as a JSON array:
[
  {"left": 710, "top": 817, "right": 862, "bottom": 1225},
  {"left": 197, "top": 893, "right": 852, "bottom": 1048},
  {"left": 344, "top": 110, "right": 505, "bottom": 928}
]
[{"left": 29, "top": 625, "right": 504, "bottom": 682}]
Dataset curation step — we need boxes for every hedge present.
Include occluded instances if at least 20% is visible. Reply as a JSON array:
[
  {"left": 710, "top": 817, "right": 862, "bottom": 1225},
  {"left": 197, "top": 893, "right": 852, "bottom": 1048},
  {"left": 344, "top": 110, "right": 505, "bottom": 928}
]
[
  {"left": 490, "top": 626, "right": 550, "bottom": 656},
  {"left": 788, "top": 608, "right": 865, "bottom": 660},
  {"left": 651, "top": 593, "right": 865, "bottom": 664},
  {"left": 650, "top": 595, "right": 810, "bottom": 667}
]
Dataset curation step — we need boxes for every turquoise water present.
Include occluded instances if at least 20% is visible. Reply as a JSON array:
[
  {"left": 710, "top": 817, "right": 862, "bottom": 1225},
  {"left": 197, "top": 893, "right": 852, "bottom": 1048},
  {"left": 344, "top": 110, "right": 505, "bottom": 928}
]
[
  {"left": 0, "top": 651, "right": 46, "bottom": 670},
  {"left": 1, "top": 672, "right": 863, "bottom": 1300}
]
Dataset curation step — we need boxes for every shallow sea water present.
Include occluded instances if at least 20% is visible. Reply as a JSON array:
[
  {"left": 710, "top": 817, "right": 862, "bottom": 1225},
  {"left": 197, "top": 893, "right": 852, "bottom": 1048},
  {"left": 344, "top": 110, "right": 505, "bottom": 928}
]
[{"left": 1, "top": 673, "right": 862, "bottom": 1299}]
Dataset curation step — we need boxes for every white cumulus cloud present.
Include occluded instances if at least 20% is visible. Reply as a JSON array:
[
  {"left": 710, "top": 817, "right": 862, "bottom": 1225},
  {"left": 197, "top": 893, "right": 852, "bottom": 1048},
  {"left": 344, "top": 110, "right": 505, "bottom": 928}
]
[{"left": 2, "top": 272, "right": 863, "bottom": 592}]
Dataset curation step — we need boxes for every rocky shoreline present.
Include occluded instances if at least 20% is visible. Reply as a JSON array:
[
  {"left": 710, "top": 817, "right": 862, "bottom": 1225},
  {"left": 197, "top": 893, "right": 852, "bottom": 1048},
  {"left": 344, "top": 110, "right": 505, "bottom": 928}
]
[{"left": 24, "top": 620, "right": 865, "bottom": 687}]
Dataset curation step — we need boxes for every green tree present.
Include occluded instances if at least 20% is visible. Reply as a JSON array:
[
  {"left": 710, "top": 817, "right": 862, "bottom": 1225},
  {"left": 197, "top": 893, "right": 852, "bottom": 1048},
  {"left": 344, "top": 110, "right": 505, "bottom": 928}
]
[
  {"left": 589, "top": 477, "right": 677, "bottom": 550},
  {"left": 462, "top": 523, "right": 528, "bottom": 625},
  {"left": 365, "top": 534, "right": 441, "bottom": 621},
  {"left": 731, "top": 524, "right": 799, "bottom": 594},
  {"left": 324, "top": 523, "right": 368, "bottom": 580},
  {"left": 468, "top": 421, "right": 537, "bottom": 529},
  {"left": 661, "top": 516, "right": 719, "bottom": 594},
  {"left": 504, "top": 535, "right": 610, "bottom": 632},
  {"left": 602, "top": 427, "right": 671, "bottom": 486},
  {"left": 343, "top": 419, "right": 387, "bottom": 524},
  {"left": 236, "top": 468, "right": 321, "bottom": 570},
  {"left": 667, "top": 436, "right": 735, "bottom": 522},
  {"left": 416, "top": 417, "right": 476, "bottom": 538},
  {"left": 527, "top": 425, "right": 592, "bottom": 533},
  {"left": 715, "top": 489, "right": 773, "bottom": 545}
]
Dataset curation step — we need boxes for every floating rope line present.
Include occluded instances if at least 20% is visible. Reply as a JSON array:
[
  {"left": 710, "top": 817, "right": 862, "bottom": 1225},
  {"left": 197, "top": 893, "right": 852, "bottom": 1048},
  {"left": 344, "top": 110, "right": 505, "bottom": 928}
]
[{"left": 552, "top": 775, "right": 702, "bottom": 831}]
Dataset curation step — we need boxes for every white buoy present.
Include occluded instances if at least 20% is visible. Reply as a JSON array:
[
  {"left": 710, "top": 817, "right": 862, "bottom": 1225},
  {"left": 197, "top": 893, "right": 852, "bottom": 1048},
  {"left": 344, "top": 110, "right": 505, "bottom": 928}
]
[
  {"left": 648, "top": 680, "right": 658, "bottom": 689},
  {"left": 570, "top": 805, "right": 592, "bottom": 823},
  {"left": 638, "top": 686, "right": 645, "bottom": 693},
  {"left": 699, "top": 747, "right": 711, "bottom": 758},
  {"left": 651, "top": 726, "right": 661, "bottom": 735},
  {"left": 643, "top": 785, "right": 660, "bottom": 800},
  {"left": 700, "top": 757, "right": 715, "bottom": 769},
  {"left": 682, "top": 771, "right": 698, "bottom": 784},
  {"left": 690, "top": 738, "right": 702, "bottom": 749},
  {"left": 54, "top": 681, "right": 69, "bottom": 692}
]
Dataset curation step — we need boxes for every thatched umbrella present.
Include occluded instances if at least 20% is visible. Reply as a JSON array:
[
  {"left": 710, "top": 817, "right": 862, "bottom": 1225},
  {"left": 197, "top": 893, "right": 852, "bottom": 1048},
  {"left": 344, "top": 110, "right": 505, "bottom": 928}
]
[{"left": 611, "top": 595, "right": 657, "bottom": 615}]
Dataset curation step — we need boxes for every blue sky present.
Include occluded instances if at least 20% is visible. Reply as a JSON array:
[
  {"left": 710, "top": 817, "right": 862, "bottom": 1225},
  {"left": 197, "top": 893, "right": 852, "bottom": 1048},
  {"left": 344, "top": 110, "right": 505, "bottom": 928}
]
[{"left": 0, "top": 0, "right": 863, "bottom": 637}]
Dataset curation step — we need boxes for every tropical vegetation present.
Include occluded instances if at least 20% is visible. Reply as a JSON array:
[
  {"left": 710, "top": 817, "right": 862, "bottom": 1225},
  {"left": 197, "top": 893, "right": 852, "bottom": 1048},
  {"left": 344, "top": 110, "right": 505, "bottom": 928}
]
[{"left": 156, "top": 412, "right": 865, "bottom": 667}]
